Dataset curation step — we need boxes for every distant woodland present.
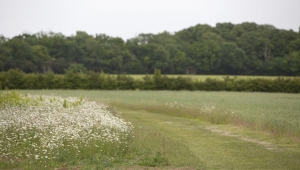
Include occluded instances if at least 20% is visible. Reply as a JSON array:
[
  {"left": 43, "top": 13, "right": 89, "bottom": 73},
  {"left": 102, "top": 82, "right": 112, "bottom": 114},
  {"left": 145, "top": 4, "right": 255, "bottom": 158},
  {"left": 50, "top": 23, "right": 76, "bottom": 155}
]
[{"left": 0, "top": 22, "right": 300, "bottom": 75}]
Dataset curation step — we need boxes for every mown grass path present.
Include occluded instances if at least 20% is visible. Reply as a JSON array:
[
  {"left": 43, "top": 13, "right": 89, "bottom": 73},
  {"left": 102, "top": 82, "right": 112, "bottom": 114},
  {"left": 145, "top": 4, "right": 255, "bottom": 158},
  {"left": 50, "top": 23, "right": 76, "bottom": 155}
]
[{"left": 119, "top": 108, "right": 300, "bottom": 169}]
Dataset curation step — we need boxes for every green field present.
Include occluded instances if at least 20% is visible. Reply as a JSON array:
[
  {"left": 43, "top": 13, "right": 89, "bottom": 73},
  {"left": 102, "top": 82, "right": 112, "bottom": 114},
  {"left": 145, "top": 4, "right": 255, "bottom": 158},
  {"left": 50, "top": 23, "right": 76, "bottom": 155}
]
[
  {"left": 14, "top": 90, "right": 300, "bottom": 169},
  {"left": 0, "top": 90, "right": 300, "bottom": 170},
  {"left": 21, "top": 90, "right": 300, "bottom": 136},
  {"left": 115, "top": 74, "right": 297, "bottom": 81}
]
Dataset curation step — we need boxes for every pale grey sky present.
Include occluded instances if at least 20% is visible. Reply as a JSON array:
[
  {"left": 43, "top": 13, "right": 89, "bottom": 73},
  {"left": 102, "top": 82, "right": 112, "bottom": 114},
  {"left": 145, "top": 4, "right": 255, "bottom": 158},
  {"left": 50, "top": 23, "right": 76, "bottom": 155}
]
[{"left": 1, "top": 0, "right": 299, "bottom": 40}]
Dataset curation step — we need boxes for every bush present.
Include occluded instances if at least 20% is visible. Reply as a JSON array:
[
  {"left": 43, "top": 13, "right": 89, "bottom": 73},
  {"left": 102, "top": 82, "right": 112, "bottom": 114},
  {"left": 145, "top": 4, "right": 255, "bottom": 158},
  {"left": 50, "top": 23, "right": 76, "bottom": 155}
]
[{"left": 1, "top": 69, "right": 25, "bottom": 89}]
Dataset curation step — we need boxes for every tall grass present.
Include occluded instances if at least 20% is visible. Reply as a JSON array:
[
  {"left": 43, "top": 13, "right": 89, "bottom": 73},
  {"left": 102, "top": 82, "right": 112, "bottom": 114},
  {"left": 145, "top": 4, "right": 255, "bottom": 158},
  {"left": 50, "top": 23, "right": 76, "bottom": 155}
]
[
  {"left": 0, "top": 91, "right": 133, "bottom": 169},
  {"left": 130, "top": 101, "right": 299, "bottom": 139},
  {"left": 1, "top": 91, "right": 204, "bottom": 169},
  {"left": 21, "top": 90, "right": 300, "bottom": 139},
  {"left": 12, "top": 90, "right": 300, "bottom": 169}
]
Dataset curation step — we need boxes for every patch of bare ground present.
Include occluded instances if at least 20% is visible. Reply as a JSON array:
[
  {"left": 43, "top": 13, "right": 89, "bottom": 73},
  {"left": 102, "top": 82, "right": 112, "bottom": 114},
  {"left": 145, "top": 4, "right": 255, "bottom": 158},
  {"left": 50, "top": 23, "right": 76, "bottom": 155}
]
[{"left": 204, "top": 126, "right": 277, "bottom": 150}]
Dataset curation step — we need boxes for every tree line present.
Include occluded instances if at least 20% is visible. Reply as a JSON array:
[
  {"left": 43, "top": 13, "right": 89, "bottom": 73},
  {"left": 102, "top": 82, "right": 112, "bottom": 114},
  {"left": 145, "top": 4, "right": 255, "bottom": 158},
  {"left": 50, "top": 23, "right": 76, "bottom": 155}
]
[{"left": 0, "top": 22, "right": 300, "bottom": 75}]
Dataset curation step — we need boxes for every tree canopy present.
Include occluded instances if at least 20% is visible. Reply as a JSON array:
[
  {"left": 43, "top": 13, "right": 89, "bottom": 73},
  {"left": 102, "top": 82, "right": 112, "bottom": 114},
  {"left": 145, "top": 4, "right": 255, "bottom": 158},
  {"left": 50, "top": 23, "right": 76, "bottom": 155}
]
[{"left": 1, "top": 22, "right": 300, "bottom": 75}]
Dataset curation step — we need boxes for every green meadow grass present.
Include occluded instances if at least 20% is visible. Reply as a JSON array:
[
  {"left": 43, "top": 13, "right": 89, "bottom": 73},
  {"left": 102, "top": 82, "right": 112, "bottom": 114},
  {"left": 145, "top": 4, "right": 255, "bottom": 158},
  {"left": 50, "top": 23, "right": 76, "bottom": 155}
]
[
  {"left": 119, "top": 108, "right": 300, "bottom": 169},
  {"left": 18, "top": 90, "right": 300, "bottom": 169},
  {"left": 22, "top": 90, "right": 300, "bottom": 138}
]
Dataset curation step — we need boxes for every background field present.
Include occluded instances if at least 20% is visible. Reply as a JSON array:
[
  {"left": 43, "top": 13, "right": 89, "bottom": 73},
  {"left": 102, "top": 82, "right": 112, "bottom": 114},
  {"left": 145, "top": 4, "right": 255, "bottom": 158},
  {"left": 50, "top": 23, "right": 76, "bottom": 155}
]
[
  {"left": 20, "top": 90, "right": 300, "bottom": 169},
  {"left": 117, "top": 74, "right": 296, "bottom": 81}
]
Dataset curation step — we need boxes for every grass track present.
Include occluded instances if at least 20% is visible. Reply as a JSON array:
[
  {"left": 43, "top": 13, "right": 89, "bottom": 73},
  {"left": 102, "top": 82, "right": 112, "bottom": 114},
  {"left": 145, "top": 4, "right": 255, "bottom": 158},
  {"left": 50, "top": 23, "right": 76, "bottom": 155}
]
[{"left": 119, "top": 108, "right": 300, "bottom": 169}]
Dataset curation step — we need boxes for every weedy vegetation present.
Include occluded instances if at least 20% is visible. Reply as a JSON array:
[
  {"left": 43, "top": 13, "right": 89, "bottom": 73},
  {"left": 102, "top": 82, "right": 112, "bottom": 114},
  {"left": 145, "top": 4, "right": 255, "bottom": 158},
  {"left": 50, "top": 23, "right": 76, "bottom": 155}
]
[{"left": 0, "top": 90, "right": 133, "bottom": 169}]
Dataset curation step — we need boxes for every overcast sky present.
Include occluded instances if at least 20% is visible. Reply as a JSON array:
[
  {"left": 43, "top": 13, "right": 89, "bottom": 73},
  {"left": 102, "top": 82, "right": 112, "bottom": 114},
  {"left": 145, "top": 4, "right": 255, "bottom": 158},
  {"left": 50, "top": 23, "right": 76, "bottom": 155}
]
[{"left": 1, "top": 0, "right": 299, "bottom": 40}]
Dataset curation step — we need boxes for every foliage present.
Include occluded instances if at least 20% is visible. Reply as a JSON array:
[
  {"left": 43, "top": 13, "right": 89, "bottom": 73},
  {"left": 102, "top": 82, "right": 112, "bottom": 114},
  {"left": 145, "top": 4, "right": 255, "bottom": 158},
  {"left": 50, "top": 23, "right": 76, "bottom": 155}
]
[
  {"left": 1, "top": 22, "right": 300, "bottom": 75},
  {"left": 1, "top": 69, "right": 300, "bottom": 93}
]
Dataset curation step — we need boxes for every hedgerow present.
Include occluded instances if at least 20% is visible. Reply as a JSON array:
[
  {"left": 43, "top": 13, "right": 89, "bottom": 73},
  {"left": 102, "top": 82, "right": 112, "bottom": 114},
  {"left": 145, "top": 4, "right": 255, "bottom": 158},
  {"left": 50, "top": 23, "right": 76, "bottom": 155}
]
[{"left": 0, "top": 69, "right": 299, "bottom": 93}]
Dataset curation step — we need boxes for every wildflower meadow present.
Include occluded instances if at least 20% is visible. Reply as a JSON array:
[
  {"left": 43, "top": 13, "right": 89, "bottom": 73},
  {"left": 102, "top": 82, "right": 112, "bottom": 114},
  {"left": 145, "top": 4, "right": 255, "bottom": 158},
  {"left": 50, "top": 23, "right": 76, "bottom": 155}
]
[{"left": 0, "top": 91, "right": 133, "bottom": 169}]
